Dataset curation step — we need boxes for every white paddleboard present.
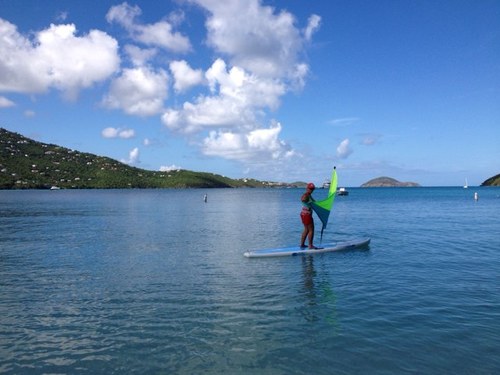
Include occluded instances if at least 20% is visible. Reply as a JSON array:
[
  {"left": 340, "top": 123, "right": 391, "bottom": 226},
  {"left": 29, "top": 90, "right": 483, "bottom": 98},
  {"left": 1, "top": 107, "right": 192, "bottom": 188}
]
[{"left": 244, "top": 238, "right": 371, "bottom": 258}]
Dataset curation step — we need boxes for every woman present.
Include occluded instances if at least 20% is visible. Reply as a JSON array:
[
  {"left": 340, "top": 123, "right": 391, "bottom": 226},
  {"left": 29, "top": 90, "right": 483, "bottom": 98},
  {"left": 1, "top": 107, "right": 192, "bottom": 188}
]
[{"left": 300, "top": 183, "right": 318, "bottom": 249}]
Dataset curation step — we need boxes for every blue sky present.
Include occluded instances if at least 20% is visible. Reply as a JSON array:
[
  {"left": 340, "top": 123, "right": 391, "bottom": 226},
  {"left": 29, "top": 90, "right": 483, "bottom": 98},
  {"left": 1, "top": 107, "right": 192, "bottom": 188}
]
[{"left": 0, "top": 0, "right": 498, "bottom": 186}]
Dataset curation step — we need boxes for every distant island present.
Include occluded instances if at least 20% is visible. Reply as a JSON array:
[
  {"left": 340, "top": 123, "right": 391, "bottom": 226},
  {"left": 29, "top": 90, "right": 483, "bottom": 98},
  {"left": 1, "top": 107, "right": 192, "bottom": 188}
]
[
  {"left": 0, "top": 127, "right": 301, "bottom": 190},
  {"left": 361, "top": 177, "right": 420, "bottom": 187},
  {"left": 481, "top": 174, "right": 500, "bottom": 187}
]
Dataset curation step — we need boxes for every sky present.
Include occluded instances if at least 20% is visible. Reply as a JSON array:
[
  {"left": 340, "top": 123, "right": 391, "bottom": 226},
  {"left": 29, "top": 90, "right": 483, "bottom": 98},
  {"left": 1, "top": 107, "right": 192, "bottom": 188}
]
[{"left": 0, "top": 0, "right": 498, "bottom": 187}]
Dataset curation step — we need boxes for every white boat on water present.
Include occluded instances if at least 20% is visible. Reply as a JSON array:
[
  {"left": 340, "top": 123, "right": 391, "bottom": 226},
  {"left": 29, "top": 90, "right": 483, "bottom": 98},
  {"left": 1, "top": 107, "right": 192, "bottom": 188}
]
[
  {"left": 337, "top": 187, "right": 349, "bottom": 196},
  {"left": 50, "top": 186, "right": 60, "bottom": 190},
  {"left": 464, "top": 178, "right": 468, "bottom": 189}
]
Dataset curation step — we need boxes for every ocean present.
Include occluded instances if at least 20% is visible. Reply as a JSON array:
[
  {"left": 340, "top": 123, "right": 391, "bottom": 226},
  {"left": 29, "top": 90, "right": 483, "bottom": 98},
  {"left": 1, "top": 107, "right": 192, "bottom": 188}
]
[{"left": 1, "top": 187, "right": 499, "bottom": 374}]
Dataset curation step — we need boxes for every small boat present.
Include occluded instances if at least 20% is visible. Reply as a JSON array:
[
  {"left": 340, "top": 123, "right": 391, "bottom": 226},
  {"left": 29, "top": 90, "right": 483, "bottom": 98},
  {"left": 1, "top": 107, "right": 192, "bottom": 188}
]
[
  {"left": 50, "top": 186, "right": 61, "bottom": 190},
  {"left": 463, "top": 178, "right": 468, "bottom": 189},
  {"left": 337, "top": 187, "right": 349, "bottom": 196}
]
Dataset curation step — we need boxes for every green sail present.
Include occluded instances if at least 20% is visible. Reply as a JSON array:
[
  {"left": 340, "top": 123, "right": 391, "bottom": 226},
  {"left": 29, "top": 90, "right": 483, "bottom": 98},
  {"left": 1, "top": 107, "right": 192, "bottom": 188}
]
[{"left": 311, "top": 168, "right": 338, "bottom": 242}]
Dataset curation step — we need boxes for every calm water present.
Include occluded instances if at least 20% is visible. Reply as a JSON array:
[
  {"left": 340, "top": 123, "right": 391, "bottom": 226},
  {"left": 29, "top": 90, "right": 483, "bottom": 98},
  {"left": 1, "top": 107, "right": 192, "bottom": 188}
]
[{"left": 1, "top": 187, "right": 499, "bottom": 374}]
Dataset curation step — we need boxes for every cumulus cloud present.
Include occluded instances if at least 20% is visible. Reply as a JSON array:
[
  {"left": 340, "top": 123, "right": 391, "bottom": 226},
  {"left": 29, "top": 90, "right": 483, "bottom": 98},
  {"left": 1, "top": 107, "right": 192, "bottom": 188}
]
[
  {"left": 135, "top": 22, "right": 191, "bottom": 53},
  {"left": 106, "top": 2, "right": 140, "bottom": 29},
  {"left": 162, "top": 58, "right": 284, "bottom": 133},
  {"left": 205, "top": 59, "right": 285, "bottom": 109},
  {"left": 121, "top": 147, "right": 140, "bottom": 164},
  {"left": 169, "top": 60, "right": 204, "bottom": 93},
  {"left": 202, "top": 121, "right": 294, "bottom": 161},
  {"left": 159, "top": 1, "right": 319, "bottom": 165},
  {"left": 124, "top": 44, "right": 157, "bottom": 66},
  {"left": 195, "top": 0, "right": 318, "bottom": 83},
  {"left": 106, "top": 2, "right": 191, "bottom": 53},
  {"left": 0, "top": 18, "right": 120, "bottom": 99},
  {"left": 336, "top": 138, "right": 353, "bottom": 159},
  {"left": 101, "top": 127, "right": 135, "bottom": 139},
  {"left": 0, "top": 96, "right": 15, "bottom": 107},
  {"left": 102, "top": 66, "right": 168, "bottom": 116}
]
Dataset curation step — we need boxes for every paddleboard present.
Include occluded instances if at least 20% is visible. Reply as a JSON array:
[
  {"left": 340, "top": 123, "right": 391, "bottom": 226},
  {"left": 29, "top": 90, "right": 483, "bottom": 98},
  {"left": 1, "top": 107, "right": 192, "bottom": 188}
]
[{"left": 244, "top": 237, "right": 371, "bottom": 258}]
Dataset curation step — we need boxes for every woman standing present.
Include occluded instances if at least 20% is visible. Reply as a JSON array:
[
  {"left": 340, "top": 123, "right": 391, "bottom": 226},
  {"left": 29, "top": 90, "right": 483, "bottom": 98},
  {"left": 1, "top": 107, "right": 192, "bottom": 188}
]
[{"left": 300, "top": 183, "right": 318, "bottom": 249}]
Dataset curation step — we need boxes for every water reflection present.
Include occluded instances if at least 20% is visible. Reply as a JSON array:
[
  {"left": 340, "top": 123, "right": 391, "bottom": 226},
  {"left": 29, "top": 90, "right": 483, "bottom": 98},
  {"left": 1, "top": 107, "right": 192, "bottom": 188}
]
[
  {"left": 300, "top": 256, "right": 340, "bottom": 332},
  {"left": 301, "top": 256, "right": 317, "bottom": 301}
]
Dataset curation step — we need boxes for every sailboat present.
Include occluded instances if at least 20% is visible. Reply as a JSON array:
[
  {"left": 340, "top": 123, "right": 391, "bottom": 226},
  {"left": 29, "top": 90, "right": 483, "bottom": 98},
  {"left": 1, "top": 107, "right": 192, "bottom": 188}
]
[{"left": 464, "top": 178, "right": 468, "bottom": 189}]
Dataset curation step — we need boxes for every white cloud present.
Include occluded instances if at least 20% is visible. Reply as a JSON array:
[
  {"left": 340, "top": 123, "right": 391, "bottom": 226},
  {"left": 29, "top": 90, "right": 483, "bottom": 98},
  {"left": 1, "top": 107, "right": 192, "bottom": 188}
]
[
  {"left": 101, "top": 127, "right": 135, "bottom": 139},
  {"left": 304, "top": 14, "right": 321, "bottom": 41},
  {"left": 106, "top": 3, "right": 141, "bottom": 29},
  {"left": 162, "top": 58, "right": 284, "bottom": 133},
  {"left": 0, "top": 96, "right": 15, "bottom": 107},
  {"left": 121, "top": 147, "right": 140, "bottom": 164},
  {"left": 336, "top": 138, "right": 353, "bottom": 159},
  {"left": 169, "top": 60, "right": 204, "bottom": 93},
  {"left": 289, "top": 63, "right": 309, "bottom": 91},
  {"left": 162, "top": 95, "right": 248, "bottom": 133},
  {"left": 118, "top": 129, "right": 135, "bottom": 138},
  {"left": 160, "top": 1, "right": 319, "bottom": 165},
  {"left": 106, "top": 2, "right": 191, "bottom": 53},
  {"left": 102, "top": 66, "right": 168, "bottom": 116},
  {"left": 193, "top": 0, "right": 318, "bottom": 84},
  {"left": 1, "top": 2, "right": 320, "bottom": 174},
  {"left": 328, "top": 117, "right": 360, "bottom": 127},
  {"left": 0, "top": 19, "right": 120, "bottom": 99},
  {"left": 159, "top": 165, "right": 181, "bottom": 172},
  {"left": 205, "top": 59, "right": 285, "bottom": 109},
  {"left": 135, "top": 22, "right": 191, "bottom": 53},
  {"left": 124, "top": 44, "right": 157, "bottom": 66},
  {"left": 202, "top": 121, "right": 294, "bottom": 161},
  {"left": 102, "top": 127, "right": 119, "bottom": 138}
]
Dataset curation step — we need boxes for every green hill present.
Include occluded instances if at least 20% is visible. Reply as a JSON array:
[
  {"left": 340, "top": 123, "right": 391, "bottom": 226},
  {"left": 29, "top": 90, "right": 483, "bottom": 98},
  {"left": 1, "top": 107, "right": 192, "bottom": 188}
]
[
  {"left": 481, "top": 174, "right": 500, "bottom": 186},
  {"left": 361, "top": 176, "right": 420, "bottom": 187},
  {"left": 0, "top": 128, "right": 290, "bottom": 189}
]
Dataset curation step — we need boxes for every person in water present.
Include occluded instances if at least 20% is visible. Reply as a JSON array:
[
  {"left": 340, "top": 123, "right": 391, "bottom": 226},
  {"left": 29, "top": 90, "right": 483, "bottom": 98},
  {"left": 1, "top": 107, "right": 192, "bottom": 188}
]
[{"left": 300, "top": 183, "right": 318, "bottom": 249}]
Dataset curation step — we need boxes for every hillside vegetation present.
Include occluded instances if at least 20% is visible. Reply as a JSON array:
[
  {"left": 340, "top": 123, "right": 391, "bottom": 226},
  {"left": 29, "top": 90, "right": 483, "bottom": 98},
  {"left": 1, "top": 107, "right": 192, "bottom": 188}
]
[
  {"left": 481, "top": 174, "right": 500, "bottom": 186},
  {"left": 0, "top": 128, "right": 296, "bottom": 189}
]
